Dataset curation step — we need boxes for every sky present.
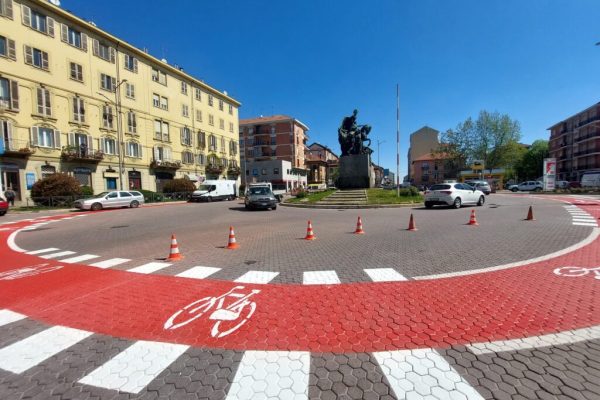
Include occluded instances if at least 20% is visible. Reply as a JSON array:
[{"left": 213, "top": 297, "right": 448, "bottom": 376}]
[{"left": 63, "top": 0, "right": 600, "bottom": 178}]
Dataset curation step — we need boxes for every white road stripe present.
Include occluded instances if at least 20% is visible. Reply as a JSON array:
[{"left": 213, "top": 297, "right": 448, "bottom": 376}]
[
  {"left": 59, "top": 254, "right": 100, "bottom": 264},
  {"left": 467, "top": 325, "right": 600, "bottom": 355},
  {"left": 226, "top": 350, "right": 310, "bottom": 400},
  {"left": 572, "top": 218, "right": 596, "bottom": 222},
  {"left": 176, "top": 266, "right": 221, "bottom": 279},
  {"left": 234, "top": 270, "right": 279, "bottom": 284},
  {"left": 61, "top": 217, "right": 75, "bottom": 220},
  {"left": 374, "top": 349, "right": 484, "bottom": 400},
  {"left": 303, "top": 270, "right": 341, "bottom": 285},
  {"left": 364, "top": 268, "right": 407, "bottom": 282},
  {"left": 127, "top": 262, "right": 171, "bottom": 274},
  {"left": 78, "top": 341, "right": 189, "bottom": 394},
  {"left": 26, "top": 248, "right": 60, "bottom": 255},
  {"left": 573, "top": 222, "right": 598, "bottom": 227},
  {"left": 89, "top": 258, "right": 130, "bottom": 269},
  {"left": 0, "top": 326, "right": 92, "bottom": 373},
  {"left": 39, "top": 250, "right": 76, "bottom": 259},
  {"left": 0, "top": 310, "right": 26, "bottom": 327}
]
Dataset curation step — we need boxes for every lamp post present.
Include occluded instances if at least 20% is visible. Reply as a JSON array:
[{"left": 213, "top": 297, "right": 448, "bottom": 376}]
[{"left": 97, "top": 78, "right": 127, "bottom": 190}]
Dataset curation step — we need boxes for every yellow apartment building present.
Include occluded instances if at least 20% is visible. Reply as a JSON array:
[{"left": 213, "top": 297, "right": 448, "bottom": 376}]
[{"left": 0, "top": 0, "right": 241, "bottom": 204}]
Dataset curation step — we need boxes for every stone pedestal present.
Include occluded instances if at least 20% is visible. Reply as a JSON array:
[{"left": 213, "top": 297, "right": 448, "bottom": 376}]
[{"left": 337, "top": 154, "right": 375, "bottom": 189}]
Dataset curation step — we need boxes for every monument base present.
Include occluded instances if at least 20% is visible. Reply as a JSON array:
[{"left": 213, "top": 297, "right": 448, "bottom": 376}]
[{"left": 337, "top": 154, "right": 375, "bottom": 189}]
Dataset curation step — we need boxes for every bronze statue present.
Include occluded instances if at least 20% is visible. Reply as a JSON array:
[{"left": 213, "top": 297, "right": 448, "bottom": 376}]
[{"left": 338, "top": 109, "right": 373, "bottom": 156}]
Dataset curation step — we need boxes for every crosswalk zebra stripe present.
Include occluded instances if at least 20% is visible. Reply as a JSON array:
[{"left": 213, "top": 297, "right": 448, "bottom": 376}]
[
  {"left": 89, "top": 258, "right": 130, "bottom": 269},
  {"left": 78, "top": 341, "right": 189, "bottom": 394},
  {"left": 59, "top": 254, "right": 100, "bottom": 264},
  {"left": 0, "top": 309, "right": 26, "bottom": 327},
  {"left": 234, "top": 270, "right": 279, "bottom": 284},
  {"left": 573, "top": 222, "right": 598, "bottom": 227},
  {"left": 364, "top": 268, "right": 407, "bottom": 282},
  {"left": 39, "top": 250, "right": 77, "bottom": 259},
  {"left": 127, "top": 262, "right": 172, "bottom": 274},
  {"left": 226, "top": 350, "right": 310, "bottom": 400},
  {"left": 303, "top": 270, "right": 341, "bottom": 285},
  {"left": 176, "top": 266, "right": 221, "bottom": 279},
  {"left": 25, "top": 248, "right": 60, "bottom": 255},
  {"left": 0, "top": 326, "right": 92, "bottom": 373}
]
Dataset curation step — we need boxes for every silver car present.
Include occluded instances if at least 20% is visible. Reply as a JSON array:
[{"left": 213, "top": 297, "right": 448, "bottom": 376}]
[
  {"left": 74, "top": 191, "right": 145, "bottom": 211},
  {"left": 424, "top": 183, "right": 485, "bottom": 209}
]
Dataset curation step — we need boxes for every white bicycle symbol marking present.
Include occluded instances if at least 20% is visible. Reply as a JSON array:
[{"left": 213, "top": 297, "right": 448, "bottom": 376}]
[
  {"left": 0, "top": 263, "right": 63, "bottom": 281},
  {"left": 164, "top": 286, "right": 260, "bottom": 338},
  {"left": 553, "top": 266, "right": 600, "bottom": 280}
]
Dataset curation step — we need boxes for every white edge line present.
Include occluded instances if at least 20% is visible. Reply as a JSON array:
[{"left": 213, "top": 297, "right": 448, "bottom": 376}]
[{"left": 7, "top": 228, "right": 27, "bottom": 253}]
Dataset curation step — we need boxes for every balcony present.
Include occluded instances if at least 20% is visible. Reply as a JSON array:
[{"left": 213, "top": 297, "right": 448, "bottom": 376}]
[
  {"left": 61, "top": 145, "right": 104, "bottom": 163},
  {"left": 227, "top": 166, "right": 241, "bottom": 176},
  {"left": 1, "top": 138, "right": 36, "bottom": 157},
  {"left": 206, "top": 163, "right": 224, "bottom": 174},
  {"left": 577, "top": 115, "right": 600, "bottom": 128},
  {"left": 575, "top": 131, "right": 600, "bottom": 142},
  {"left": 150, "top": 159, "right": 181, "bottom": 170},
  {"left": 574, "top": 149, "right": 600, "bottom": 157}
]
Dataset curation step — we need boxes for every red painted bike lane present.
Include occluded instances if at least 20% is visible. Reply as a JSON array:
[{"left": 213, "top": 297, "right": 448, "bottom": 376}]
[{"left": 0, "top": 204, "right": 599, "bottom": 353}]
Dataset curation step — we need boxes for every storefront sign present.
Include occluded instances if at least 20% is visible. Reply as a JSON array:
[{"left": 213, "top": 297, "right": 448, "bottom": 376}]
[
  {"left": 26, "top": 173, "right": 36, "bottom": 190},
  {"left": 543, "top": 158, "right": 556, "bottom": 191},
  {"left": 73, "top": 167, "right": 91, "bottom": 174}
]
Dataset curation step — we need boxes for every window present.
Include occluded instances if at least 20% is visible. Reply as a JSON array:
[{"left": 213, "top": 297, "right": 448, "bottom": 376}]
[
  {"left": 182, "top": 151, "right": 194, "bottom": 164},
  {"left": 0, "top": 35, "right": 15, "bottom": 60},
  {"left": 208, "top": 154, "right": 217, "bottom": 165},
  {"left": 181, "top": 126, "right": 192, "bottom": 146},
  {"left": 229, "top": 141, "right": 237, "bottom": 155},
  {"left": 154, "top": 120, "right": 170, "bottom": 141},
  {"left": 36, "top": 87, "right": 51, "bottom": 116},
  {"left": 228, "top": 104, "right": 233, "bottom": 115},
  {"left": 60, "top": 24, "right": 87, "bottom": 51},
  {"left": 196, "top": 109, "right": 202, "bottom": 122},
  {"left": 102, "top": 105, "right": 114, "bottom": 129},
  {"left": 219, "top": 118, "right": 224, "bottom": 130},
  {"left": 152, "top": 93, "right": 160, "bottom": 108},
  {"left": 100, "top": 73, "right": 116, "bottom": 91},
  {"left": 24, "top": 46, "right": 49, "bottom": 70},
  {"left": 181, "top": 81, "right": 188, "bottom": 95},
  {"left": 182, "top": 104, "right": 189, "bottom": 118},
  {"left": 70, "top": 62, "right": 83, "bottom": 82},
  {"left": 153, "top": 145, "right": 172, "bottom": 161},
  {"left": 69, "top": 132, "right": 92, "bottom": 153},
  {"left": 209, "top": 135, "right": 217, "bottom": 151},
  {"left": 151, "top": 68, "right": 167, "bottom": 85},
  {"left": 274, "top": 168, "right": 279, "bottom": 175},
  {"left": 126, "top": 141, "right": 142, "bottom": 158},
  {"left": 0, "top": 77, "right": 18, "bottom": 110},
  {"left": 208, "top": 94, "right": 214, "bottom": 106},
  {"left": 218, "top": 99, "right": 223, "bottom": 111},
  {"left": 101, "top": 137, "right": 117, "bottom": 155},
  {"left": 208, "top": 114, "right": 214, "bottom": 126},
  {"left": 262, "top": 168, "right": 267, "bottom": 175},
  {"left": 222, "top": 158, "right": 228, "bottom": 168},
  {"left": 220, "top": 137, "right": 226, "bottom": 153},
  {"left": 125, "top": 83, "right": 135, "bottom": 99},
  {"left": 0, "top": 0, "right": 14, "bottom": 19},
  {"left": 160, "top": 96, "right": 168, "bottom": 110},
  {"left": 197, "top": 153, "right": 205, "bottom": 165},
  {"left": 72, "top": 97, "right": 85, "bottom": 123},
  {"left": 30, "top": 126, "right": 60, "bottom": 148},
  {"left": 195, "top": 88, "right": 201, "bottom": 101},
  {"left": 229, "top": 122, "right": 234, "bottom": 133},
  {"left": 22, "top": 6, "right": 54, "bottom": 36},
  {"left": 197, "top": 131, "right": 206, "bottom": 148},
  {"left": 92, "top": 39, "right": 115, "bottom": 63},
  {"left": 124, "top": 54, "right": 138, "bottom": 72},
  {"left": 127, "top": 111, "right": 137, "bottom": 134}
]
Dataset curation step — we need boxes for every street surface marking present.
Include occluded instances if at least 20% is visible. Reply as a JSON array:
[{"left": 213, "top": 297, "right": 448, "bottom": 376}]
[
  {"left": 128, "top": 262, "right": 172, "bottom": 274},
  {"left": 573, "top": 222, "right": 598, "bottom": 227},
  {"left": 0, "top": 310, "right": 26, "bottom": 327},
  {"left": 59, "top": 254, "right": 100, "bottom": 264},
  {"left": 25, "top": 248, "right": 60, "bottom": 255},
  {"left": 226, "top": 350, "right": 310, "bottom": 400},
  {"left": 303, "top": 270, "right": 341, "bottom": 285},
  {"left": 89, "top": 258, "right": 130, "bottom": 269},
  {"left": 176, "top": 266, "right": 221, "bottom": 279},
  {"left": 234, "top": 270, "right": 279, "bottom": 284},
  {"left": 467, "top": 325, "right": 600, "bottom": 354},
  {"left": 0, "top": 326, "right": 92, "bottom": 373},
  {"left": 364, "top": 268, "right": 407, "bottom": 282},
  {"left": 374, "top": 349, "right": 484, "bottom": 400},
  {"left": 78, "top": 340, "right": 189, "bottom": 394},
  {"left": 572, "top": 218, "right": 597, "bottom": 223},
  {"left": 39, "top": 250, "right": 76, "bottom": 259}
]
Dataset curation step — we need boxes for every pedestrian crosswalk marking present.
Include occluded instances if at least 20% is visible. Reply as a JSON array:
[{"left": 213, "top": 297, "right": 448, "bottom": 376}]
[
  {"left": 89, "top": 258, "right": 130, "bottom": 269},
  {"left": 176, "top": 266, "right": 221, "bottom": 279},
  {"left": 59, "top": 254, "right": 100, "bottom": 264},
  {"left": 0, "top": 309, "right": 26, "bottom": 327},
  {"left": 364, "top": 268, "right": 407, "bottom": 282},
  {"left": 303, "top": 270, "right": 341, "bottom": 285},
  {"left": 234, "top": 270, "right": 279, "bottom": 284},
  {"left": 26, "top": 248, "right": 60, "bottom": 255},
  {"left": 127, "top": 262, "right": 172, "bottom": 274},
  {"left": 39, "top": 250, "right": 76, "bottom": 259}
]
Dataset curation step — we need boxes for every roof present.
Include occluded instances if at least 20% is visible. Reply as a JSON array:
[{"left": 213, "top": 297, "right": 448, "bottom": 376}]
[
  {"left": 547, "top": 101, "right": 600, "bottom": 130},
  {"left": 307, "top": 142, "right": 339, "bottom": 158},
  {"left": 412, "top": 152, "right": 450, "bottom": 162},
  {"left": 240, "top": 115, "right": 310, "bottom": 131}
]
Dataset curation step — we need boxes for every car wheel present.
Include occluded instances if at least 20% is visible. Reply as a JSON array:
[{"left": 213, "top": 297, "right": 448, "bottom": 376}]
[
  {"left": 271, "top": 205, "right": 277, "bottom": 210},
  {"left": 425, "top": 202, "right": 433, "bottom": 209},
  {"left": 91, "top": 202, "right": 102, "bottom": 211},
  {"left": 511, "top": 188, "right": 518, "bottom": 192},
  {"left": 245, "top": 203, "right": 250, "bottom": 210},
  {"left": 477, "top": 195, "right": 485, "bottom": 206},
  {"left": 130, "top": 200, "right": 139, "bottom": 208},
  {"left": 207, "top": 196, "right": 212, "bottom": 202},
  {"left": 453, "top": 197, "right": 462, "bottom": 209},
  {"left": 535, "top": 187, "right": 542, "bottom": 192},
  {"left": 0, "top": 211, "right": 6, "bottom": 216}
]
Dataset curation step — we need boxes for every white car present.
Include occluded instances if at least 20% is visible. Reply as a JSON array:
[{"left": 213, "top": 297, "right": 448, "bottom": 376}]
[
  {"left": 516, "top": 181, "right": 543, "bottom": 192},
  {"left": 424, "top": 183, "right": 485, "bottom": 209},
  {"left": 74, "top": 191, "right": 145, "bottom": 211}
]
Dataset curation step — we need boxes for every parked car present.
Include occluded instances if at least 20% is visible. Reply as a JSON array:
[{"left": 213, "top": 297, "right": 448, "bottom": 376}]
[
  {"left": 569, "top": 181, "right": 582, "bottom": 188},
  {"left": 424, "top": 183, "right": 485, "bottom": 209},
  {"left": 465, "top": 180, "right": 491, "bottom": 195},
  {"left": 190, "top": 180, "right": 236, "bottom": 202},
  {"left": 507, "top": 183, "right": 519, "bottom": 191},
  {"left": 556, "top": 180, "right": 570, "bottom": 189},
  {"left": 581, "top": 172, "right": 600, "bottom": 188},
  {"left": 73, "top": 191, "right": 145, "bottom": 211},
  {"left": 516, "top": 181, "right": 543, "bottom": 192},
  {"left": 0, "top": 195, "right": 8, "bottom": 216},
  {"left": 244, "top": 186, "right": 278, "bottom": 210}
]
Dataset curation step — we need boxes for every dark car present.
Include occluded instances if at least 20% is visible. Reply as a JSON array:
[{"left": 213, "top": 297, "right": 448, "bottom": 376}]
[
  {"left": 244, "top": 187, "right": 278, "bottom": 210},
  {"left": 0, "top": 196, "right": 8, "bottom": 216},
  {"left": 569, "top": 181, "right": 582, "bottom": 188}
]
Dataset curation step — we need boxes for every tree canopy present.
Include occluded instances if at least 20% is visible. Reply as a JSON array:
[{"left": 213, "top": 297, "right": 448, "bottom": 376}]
[{"left": 514, "top": 140, "right": 549, "bottom": 181}]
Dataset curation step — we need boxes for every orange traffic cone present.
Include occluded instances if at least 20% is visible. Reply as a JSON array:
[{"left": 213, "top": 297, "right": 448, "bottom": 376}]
[
  {"left": 407, "top": 213, "right": 418, "bottom": 231},
  {"left": 467, "top": 209, "right": 479, "bottom": 226},
  {"left": 305, "top": 220, "right": 316, "bottom": 240},
  {"left": 167, "top": 234, "right": 184, "bottom": 260},
  {"left": 226, "top": 226, "right": 239, "bottom": 249},
  {"left": 355, "top": 216, "right": 365, "bottom": 234},
  {"left": 525, "top": 206, "right": 535, "bottom": 221}
]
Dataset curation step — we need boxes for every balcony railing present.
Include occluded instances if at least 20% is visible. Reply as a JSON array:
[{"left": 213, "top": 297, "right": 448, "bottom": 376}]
[
  {"left": 206, "top": 163, "right": 224, "bottom": 174},
  {"left": 61, "top": 146, "right": 104, "bottom": 163},
  {"left": 227, "top": 166, "right": 241, "bottom": 176},
  {"left": 150, "top": 159, "right": 181, "bottom": 169},
  {"left": 574, "top": 131, "right": 600, "bottom": 142},
  {"left": 574, "top": 149, "right": 600, "bottom": 157},
  {"left": 577, "top": 115, "right": 600, "bottom": 128},
  {"left": 1, "top": 138, "right": 36, "bottom": 157}
]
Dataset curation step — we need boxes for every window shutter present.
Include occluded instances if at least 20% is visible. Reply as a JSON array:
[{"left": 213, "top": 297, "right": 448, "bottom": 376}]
[
  {"left": 4, "top": 0, "right": 13, "bottom": 19},
  {"left": 100, "top": 138, "right": 105, "bottom": 153},
  {"left": 154, "top": 147, "right": 159, "bottom": 160},
  {"left": 24, "top": 45, "right": 33, "bottom": 65},
  {"left": 44, "top": 89, "right": 51, "bottom": 116},
  {"left": 47, "top": 17, "right": 55, "bottom": 37},
  {"left": 81, "top": 32, "right": 88, "bottom": 52},
  {"left": 7, "top": 39, "right": 15, "bottom": 60},
  {"left": 133, "top": 58, "right": 138, "bottom": 72},
  {"left": 180, "top": 127, "right": 184, "bottom": 144},
  {"left": 111, "top": 77, "right": 116, "bottom": 91},
  {"left": 87, "top": 135, "right": 93, "bottom": 151},
  {"left": 41, "top": 51, "right": 49, "bottom": 70},
  {"left": 92, "top": 39, "right": 99, "bottom": 56},
  {"left": 165, "top": 147, "right": 171, "bottom": 161},
  {"left": 68, "top": 132, "right": 75, "bottom": 146},
  {"left": 36, "top": 88, "right": 43, "bottom": 114},
  {"left": 21, "top": 4, "right": 30, "bottom": 26},
  {"left": 54, "top": 130, "right": 61, "bottom": 148},
  {"left": 109, "top": 47, "right": 116, "bottom": 63},
  {"left": 115, "top": 139, "right": 120, "bottom": 155},
  {"left": 9, "top": 80, "right": 18, "bottom": 110},
  {"left": 60, "top": 23, "right": 68, "bottom": 42},
  {"left": 138, "top": 143, "right": 142, "bottom": 158},
  {"left": 30, "top": 127, "right": 38, "bottom": 146}
]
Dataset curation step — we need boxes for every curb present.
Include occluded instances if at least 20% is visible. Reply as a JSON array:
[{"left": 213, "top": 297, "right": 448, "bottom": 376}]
[{"left": 281, "top": 202, "right": 423, "bottom": 209}]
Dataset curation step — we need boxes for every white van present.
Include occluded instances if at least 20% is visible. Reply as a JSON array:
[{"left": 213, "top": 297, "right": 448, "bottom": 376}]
[
  {"left": 581, "top": 172, "right": 600, "bottom": 188},
  {"left": 190, "top": 180, "right": 237, "bottom": 202}
]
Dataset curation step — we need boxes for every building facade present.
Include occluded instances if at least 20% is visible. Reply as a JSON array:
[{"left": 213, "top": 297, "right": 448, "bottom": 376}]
[
  {"left": 548, "top": 102, "right": 600, "bottom": 181},
  {"left": 305, "top": 142, "right": 338, "bottom": 186},
  {"left": 244, "top": 159, "right": 307, "bottom": 192},
  {"left": 0, "top": 0, "right": 241, "bottom": 204},
  {"left": 407, "top": 126, "right": 440, "bottom": 182},
  {"left": 411, "top": 153, "right": 448, "bottom": 186}
]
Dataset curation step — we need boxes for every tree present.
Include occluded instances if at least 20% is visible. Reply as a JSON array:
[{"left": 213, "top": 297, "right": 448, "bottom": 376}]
[
  {"left": 31, "top": 173, "right": 82, "bottom": 198},
  {"left": 515, "top": 140, "right": 549, "bottom": 181}
]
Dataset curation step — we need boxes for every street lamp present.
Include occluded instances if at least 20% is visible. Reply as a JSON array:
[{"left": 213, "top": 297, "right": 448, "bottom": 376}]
[{"left": 97, "top": 78, "right": 127, "bottom": 190}]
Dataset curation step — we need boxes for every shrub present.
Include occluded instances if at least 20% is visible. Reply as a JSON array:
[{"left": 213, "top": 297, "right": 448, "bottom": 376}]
[
  {"left": 295, "top": 189, "right": 307, "bottom": 198},
  {"left": 81, "top": 185, "right": 94, "bottom": 196},
  {"left": 161, "top": 178, "right": 196, "bottom": 194},
  {"left": 31, "top": 173, "right": 82, "bottom": 198},
  {"left": 139, "top": 189, "right": 163, "bottom": 203}
]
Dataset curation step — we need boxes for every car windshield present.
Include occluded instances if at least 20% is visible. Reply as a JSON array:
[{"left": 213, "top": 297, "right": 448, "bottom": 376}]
[
  {"left": 249, "top": 187, "right": 270, "bottom": 195},
  {"left": 198, "top": 185, "right": 215, "bottom": 191},
  {"left": 429, "top": 184, "right": 451, "bottom": 190},
  {"left": 96, "top": 192, "right": 110, "bottom": 198}
]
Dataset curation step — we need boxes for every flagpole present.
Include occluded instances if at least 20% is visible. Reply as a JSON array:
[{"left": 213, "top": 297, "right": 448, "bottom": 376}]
[{"left": 396, "top": 84, "right": 400, "bottom": 197}]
